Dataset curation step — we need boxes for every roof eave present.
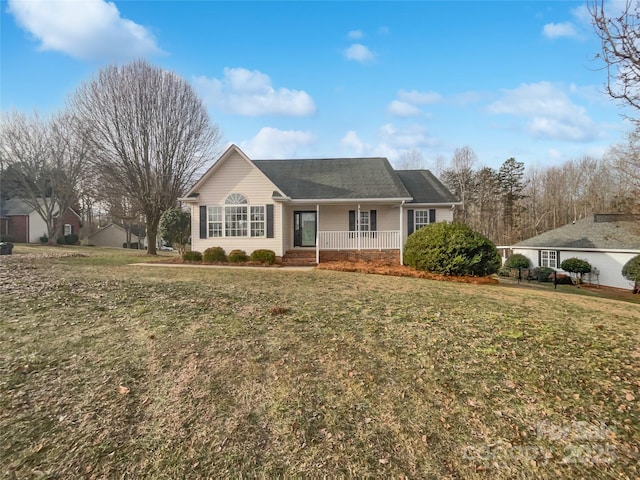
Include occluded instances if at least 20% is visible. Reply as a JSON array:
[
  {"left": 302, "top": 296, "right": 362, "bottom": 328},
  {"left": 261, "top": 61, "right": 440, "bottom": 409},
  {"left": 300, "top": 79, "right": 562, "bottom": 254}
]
[
  {"left": 285, "top": 197, "right": 414, "bottom": 204},
  {"left": 511, "top": 245, "right": 640, "bottom": 254}
]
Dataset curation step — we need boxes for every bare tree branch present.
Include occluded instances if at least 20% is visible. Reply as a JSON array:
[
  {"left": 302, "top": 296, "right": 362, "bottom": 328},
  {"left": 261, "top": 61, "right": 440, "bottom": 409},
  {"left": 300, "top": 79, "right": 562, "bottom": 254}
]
[{"left": 70, "top": 60, "right": 221, "bottom": 255}]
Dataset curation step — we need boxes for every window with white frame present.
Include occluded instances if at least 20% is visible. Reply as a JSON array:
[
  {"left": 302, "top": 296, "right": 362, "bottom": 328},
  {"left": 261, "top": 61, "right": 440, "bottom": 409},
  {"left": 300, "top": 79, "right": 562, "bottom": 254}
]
[
  {"left": 540, "top": 250, "right": 557, "bottom": 268},
  {"left": 63, "top": 224, "right": 72, "bottom": 236},
  {"left": 414, "top": 210, "right": 430, "bottom": 230},
  {"left": 208, "top": 206, "right": 223, "bottom": 237},
  {"left": 207, "top": 194, "right": 265, "bottom": 238},
  {"left": 250, "top": 206, "right": 265, "bottom": 237},
  {"left": 359, "top": 211, "right": 370, "bottom": 231}
]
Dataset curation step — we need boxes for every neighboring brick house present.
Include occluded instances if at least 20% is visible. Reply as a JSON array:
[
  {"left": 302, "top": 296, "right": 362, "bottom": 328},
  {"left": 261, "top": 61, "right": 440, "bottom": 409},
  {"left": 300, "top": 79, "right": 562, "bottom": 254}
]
[
  {"left": 0, "top": 198, "right": 81, "bottom": 243},
  {"left": 180, "top": 144, "right": 459, "bottom": 265}
]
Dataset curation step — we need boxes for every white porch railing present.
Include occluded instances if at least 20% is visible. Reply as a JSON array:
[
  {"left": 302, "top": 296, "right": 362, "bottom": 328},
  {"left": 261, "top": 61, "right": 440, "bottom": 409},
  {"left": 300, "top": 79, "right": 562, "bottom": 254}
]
[{"left": 318, "top": 231, "right": 401, "bottom": 250}]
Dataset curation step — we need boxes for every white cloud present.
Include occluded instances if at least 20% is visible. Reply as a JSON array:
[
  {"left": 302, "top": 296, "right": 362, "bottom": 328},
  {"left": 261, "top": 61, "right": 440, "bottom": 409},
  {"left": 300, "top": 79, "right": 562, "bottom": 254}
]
[
  {"left": 397, "top": 90, "right": 442, "bottom": 105},
  {"left": 344, "top": 43, "right": 375, "bottom": 63},
  {"left": 341, "top": 130, "right": 370, "bottom": 156},
  {"left": 194, "top": 67, "right": 316, "bottom": 116},
  {"left": 542, "top": 21, "right": 579, "bottom": 39},
  {"left": 387, "top": 89, "right": 442, "bottom": 117},
  {"left": 377, "top": 123, "right": 437, "bottom": 148},
  {"left": 488, "top": 82, "right": 599, "bottom": 141},
  {"left": 241, "top": 127, "right": 316, "bottom": 158},
  {"left": 378, "top": 26, "right": 390, "bottom": 35},
  {"left": 348, "top": 30, "right": 364, "bottom": 39},
  {"left": 7, "top": 0, "right": 161, "bottom": 60},
  {"left": 387, "top": 100, "right": 422, "bottom": 117}
]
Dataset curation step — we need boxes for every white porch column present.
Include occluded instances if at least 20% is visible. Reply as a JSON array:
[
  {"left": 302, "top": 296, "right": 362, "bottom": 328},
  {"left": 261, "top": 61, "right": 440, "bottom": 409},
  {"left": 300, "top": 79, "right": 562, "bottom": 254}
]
[
  {"left": 357, "top": 204, "right": 361, "bottom": 251},
  {"left": 399, "top": 201, "right": 404, "bottom": 265},
  {"left": 316, "top": 204, "right": 320, "bottom": 264}
]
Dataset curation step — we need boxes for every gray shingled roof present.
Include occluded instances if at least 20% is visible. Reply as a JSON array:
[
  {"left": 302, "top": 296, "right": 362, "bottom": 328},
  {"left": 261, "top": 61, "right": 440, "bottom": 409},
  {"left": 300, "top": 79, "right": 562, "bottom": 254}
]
[
  {"left": 515, "top": 215, "right": 640, "bottom": 250},
  {"left": 1, "top": 198, "right": 38, "bottom": 216},
  {"left": 253, "top": 157, "right": 412, "bottom": 200},
  {"left": 395, "top": 170, "right": 459, "bottom": 204}
]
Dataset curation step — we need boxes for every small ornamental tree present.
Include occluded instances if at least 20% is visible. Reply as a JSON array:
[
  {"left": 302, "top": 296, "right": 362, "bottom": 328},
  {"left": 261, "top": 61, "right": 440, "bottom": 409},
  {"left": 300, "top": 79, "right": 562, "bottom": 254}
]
[
  {"left": 403, "top": 222, "right": 501, "bottom": 276},
  {"left": 560, "top": 257, "right": 592, "bottom": 284},
  {"left": 504, "top": 253, "right": 530, "bottom": 270},
  {"left": 622, "top": 254, "right": 640, "bottom": 291},
  {"left": 159, "top": 208, "right": 191, "bottom": 254}
]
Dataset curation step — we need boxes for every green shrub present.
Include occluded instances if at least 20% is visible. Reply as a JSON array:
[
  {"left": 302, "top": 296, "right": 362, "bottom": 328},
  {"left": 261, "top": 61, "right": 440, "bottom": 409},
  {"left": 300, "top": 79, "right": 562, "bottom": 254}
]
[
  {"left": 64, "top": 233, "right": 79, "bottom": 245},
  {"left": 39, "top": 235, "right": 48, "bottom": 244},
  {"left": 622, "top": 254, "right": 640, "bottom": 282},
  {"left": 182, "top": 251, "right": 203, "bottom": 262},
  {"left": 560, "top": 257, "right": 591, "bottom": 275},
  {"left": 403, "top": 222, "right": 500, "bottom": 276},
  {"left": 531, "top": 266, "right": 555, "bottom": 282},
  {"left": 203, "top": 246, "right": 226, "bottom": 262},
  {"left": 228, "top": 249, "right": 248, "bottom": 263},
  {"left": 504, "top": 253, "right": 530, "bottom": 269},
  {"left": 250, "top": 249, "right": 276, "bottom": 265},
  {"left": 0, "top": 234, "right": 15, "bottom": 243},
  {"left": 56, "top": 237, "right": 65, "bottom": 245}
]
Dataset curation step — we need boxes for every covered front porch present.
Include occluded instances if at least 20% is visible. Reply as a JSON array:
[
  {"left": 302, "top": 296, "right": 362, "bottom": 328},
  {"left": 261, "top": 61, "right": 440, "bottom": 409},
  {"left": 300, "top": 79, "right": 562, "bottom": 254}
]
[{"left": 281, "top": 202, "right": 405, "bottom": 265}]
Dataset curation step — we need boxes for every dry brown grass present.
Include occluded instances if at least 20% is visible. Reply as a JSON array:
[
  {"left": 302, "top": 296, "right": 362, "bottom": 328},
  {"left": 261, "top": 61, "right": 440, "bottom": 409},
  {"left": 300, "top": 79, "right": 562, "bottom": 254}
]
[{"left": 1, "top": 246, "right": 639, "bottom": 479}]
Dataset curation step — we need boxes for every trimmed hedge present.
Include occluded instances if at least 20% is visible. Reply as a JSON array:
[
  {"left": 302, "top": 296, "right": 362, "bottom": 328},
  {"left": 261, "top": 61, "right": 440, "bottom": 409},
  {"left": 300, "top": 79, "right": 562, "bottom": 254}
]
[
  {"left": 560, "top": 257, "right": 591, "bottom": 275},
  {"left": 403, "top": 222, "right": 500, "bottom": 276},
  {"left": 203, "top": 246, "right": 226, "bottom": 262},
  {"left": 182, "top": 251, "right": 203, "bottom": 262},
  {"left": 228, "top": 249, "right": 248, "bottom": 263},
  {"left": 531, "top": 266, "right": 555, "bottom": 282},
  {"left": 622, "top": 254, "right": 640, "bottom": 282},
  {"left": 250, "top": 249, "right": 276, "bottom": 265},
  {"left": 504, "top": 253, "right": 530, "bottom": 269}
]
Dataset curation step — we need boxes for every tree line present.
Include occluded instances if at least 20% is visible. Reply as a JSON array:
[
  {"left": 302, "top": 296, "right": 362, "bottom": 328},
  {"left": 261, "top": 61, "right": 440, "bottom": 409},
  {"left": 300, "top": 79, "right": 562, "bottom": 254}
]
[{"left": 435, "top": 143, "right": 639, "bottom": 246}]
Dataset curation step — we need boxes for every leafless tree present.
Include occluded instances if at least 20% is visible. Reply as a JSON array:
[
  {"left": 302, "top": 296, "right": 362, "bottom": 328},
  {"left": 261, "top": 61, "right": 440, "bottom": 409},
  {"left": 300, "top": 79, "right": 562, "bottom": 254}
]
[
  {"left": 441, "top": 146, "right": 477, "bottom": 224},
  {"left": 70, "top": 60, "right": 221, "bottom": 255},
  {"left": 397, "top": 149, "right": 426, "bottom": 169},
  {"left": 590, "top": 0, "right": 640, "bottom": 119},
  {"left": 0, "top": 111, "right": 87, "bottom": 244}
]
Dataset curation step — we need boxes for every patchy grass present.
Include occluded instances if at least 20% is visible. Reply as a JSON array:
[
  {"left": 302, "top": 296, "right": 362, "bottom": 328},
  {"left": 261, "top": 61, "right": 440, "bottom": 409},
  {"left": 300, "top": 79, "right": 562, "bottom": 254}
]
[{"left": 1, "top": 246, "right": 639, "bottom": 479}]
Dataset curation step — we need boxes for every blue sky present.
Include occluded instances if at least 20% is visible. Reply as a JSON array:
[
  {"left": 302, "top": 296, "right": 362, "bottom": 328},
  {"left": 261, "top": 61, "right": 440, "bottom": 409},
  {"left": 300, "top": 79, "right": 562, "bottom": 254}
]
[{"left": 0, "top": 0, "right": 633, "bottom": 170}]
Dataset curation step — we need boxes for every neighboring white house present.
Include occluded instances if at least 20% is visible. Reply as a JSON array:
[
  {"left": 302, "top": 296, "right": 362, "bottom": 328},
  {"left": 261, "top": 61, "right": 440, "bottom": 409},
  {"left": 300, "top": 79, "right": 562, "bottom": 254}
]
[
  {"left": 179, "top": 144, "right": 459, "bottom": 265},
  {"left": 510, "top": 214, "right": 640, "bottom": 290}
]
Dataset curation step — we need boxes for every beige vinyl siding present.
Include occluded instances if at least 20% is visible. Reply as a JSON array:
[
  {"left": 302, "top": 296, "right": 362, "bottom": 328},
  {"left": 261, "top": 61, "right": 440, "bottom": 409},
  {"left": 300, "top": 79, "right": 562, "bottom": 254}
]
[
  {"left": 317, "top": 205, "right": 400, "bottom": 231},
  {"left": 88, "top": 224, "right": 139, "bottom": 248},
  {"left": 191, "top": 151, "right": 284, "bottom": 256},
  {"left": 401, "top": 206, "right": 454, "bottom": 244}
]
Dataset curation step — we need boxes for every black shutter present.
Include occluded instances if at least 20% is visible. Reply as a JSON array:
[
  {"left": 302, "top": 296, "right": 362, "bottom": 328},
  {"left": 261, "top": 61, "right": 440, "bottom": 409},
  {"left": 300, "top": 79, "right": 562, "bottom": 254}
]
[
  {"left": 199, "top": 206, "right": 207, "bottom": 239},
  {"left": 407, "top": 209, "right": 414, "bottom": 235},
  {"left": 429, "top": 208, "right": 436, "bottom": 223},
  {"left": 266, "top": 204, "right": 274, "bottom": 238},
  {"left": 556, "top": 250, "right": 561, "bottom": 269},
  {"left": 349, "top": 210, "right": 356, "bottom": 231},
  {"left": 538, "top": 250, "right": 542, "bottom": 267},
  {"left": 370, "top": 210, "right": 377, "bottom": 231}
]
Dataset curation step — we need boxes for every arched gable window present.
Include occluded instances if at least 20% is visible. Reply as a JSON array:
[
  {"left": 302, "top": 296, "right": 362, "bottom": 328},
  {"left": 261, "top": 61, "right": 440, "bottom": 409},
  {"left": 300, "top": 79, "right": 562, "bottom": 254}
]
[{"left": 225, "top": 193, "right": 248, "bottom": 205}]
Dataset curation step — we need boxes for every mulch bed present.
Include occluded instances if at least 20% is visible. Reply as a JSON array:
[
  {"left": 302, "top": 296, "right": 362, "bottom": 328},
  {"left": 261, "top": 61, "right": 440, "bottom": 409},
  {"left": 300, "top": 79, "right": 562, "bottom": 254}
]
[{"left": 316, "top": 261, "right": 500, "bottom": 284}]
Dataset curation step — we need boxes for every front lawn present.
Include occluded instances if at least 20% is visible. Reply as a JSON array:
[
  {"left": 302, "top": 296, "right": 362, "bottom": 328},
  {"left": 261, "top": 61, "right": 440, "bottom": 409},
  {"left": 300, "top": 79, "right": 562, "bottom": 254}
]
[{"left": 1, "top": 247, "right": 638, "bottom": 478}]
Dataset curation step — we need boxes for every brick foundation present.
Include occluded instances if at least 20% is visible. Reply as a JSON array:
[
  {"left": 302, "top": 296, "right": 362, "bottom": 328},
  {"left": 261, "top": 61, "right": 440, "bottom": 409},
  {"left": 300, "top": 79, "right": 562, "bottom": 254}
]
[{"left": 319, "top": 249, "right": 400, "bottom": 266}]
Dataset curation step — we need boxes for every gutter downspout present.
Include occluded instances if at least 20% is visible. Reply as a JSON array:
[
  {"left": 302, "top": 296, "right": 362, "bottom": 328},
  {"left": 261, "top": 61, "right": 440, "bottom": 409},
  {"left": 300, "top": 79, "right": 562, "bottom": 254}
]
[
  {"left": 316, "top": 204, "right": 320, "bottom": 265},
  {"left": 399, "top": 200, "right": 405, "bottom": 265}
]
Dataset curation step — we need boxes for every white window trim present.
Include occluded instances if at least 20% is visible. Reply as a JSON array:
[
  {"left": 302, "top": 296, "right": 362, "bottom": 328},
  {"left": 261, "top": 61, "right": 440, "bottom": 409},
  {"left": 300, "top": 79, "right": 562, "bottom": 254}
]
[
  {"left": 207, "top": 195, "right": 266, "bottom": 239},
  {"left": 540, "top": 250, "right": 558, "bottom": 269},
  {"left": 63, "top": 224, "right": 72, "bottom": 236},
  {"left": 414, "top": 210, "right": 430, "bottom": 230}
]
